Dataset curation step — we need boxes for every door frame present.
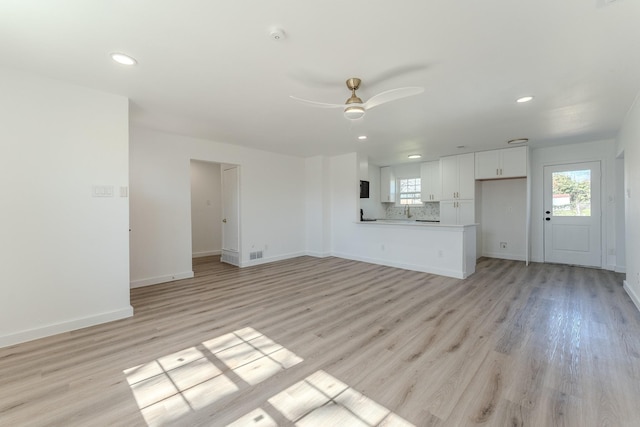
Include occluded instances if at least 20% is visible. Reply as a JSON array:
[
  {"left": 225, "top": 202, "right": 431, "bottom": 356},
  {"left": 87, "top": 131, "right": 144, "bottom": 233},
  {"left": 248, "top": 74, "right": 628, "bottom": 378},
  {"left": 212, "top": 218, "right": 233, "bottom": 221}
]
[
  {"left": 542, "top": 160, "right": 602, "bottom": 267},
  {"left": 221, "top": 164, "right": 241, "bottom": 266}
]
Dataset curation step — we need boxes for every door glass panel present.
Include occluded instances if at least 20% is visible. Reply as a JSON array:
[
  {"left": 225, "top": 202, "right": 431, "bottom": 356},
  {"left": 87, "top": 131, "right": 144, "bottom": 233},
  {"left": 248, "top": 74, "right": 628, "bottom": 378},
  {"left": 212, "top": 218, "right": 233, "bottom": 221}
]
[{"left": 552, "top": 169, "right": 591, "bottom": 216}]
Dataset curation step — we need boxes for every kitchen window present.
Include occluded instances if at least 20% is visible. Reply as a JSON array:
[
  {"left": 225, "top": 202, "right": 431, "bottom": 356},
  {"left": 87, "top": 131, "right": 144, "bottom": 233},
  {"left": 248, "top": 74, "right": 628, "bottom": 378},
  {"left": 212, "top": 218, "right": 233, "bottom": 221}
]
[{"left": 398, "top": 178, "right": 422, "bottom": 205}]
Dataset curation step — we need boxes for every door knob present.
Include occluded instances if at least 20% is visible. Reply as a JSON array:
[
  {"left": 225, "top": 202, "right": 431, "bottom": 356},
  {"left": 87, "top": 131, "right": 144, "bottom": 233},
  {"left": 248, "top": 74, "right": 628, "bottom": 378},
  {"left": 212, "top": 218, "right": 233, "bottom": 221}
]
[
  {"left": 545, "top": 218, "right": 550, "bottom": 221},
  {"left": 222, "top": 218, "right": 227, "bottom": 223},
  {"left": 545, "top": 210, "right": 551, "bottom": 214}
]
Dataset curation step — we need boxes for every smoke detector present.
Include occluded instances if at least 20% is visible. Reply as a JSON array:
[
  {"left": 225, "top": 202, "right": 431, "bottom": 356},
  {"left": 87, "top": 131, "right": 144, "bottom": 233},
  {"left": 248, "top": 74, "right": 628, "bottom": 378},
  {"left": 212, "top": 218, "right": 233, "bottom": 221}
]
[{"left": 270, "top": 28, "right": 286, "bottom": 41}]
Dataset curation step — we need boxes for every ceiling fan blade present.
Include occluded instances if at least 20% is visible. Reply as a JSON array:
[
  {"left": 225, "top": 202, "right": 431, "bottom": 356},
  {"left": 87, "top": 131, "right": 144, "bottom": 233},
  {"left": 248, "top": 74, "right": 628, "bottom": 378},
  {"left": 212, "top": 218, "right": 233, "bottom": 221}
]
[
  {"left": 364, "top": 87, "right": 424, "bottom": 110},
  {"left": 289, "top": 95, "right": 345, "bottom": 109}
]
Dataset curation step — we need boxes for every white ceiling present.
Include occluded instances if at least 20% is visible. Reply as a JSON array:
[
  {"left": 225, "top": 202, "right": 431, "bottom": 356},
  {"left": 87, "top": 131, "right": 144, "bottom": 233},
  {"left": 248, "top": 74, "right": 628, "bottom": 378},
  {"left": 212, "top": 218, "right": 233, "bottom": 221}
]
[{"left": 2, "top": 0, "right": 639, "bottom": 166}]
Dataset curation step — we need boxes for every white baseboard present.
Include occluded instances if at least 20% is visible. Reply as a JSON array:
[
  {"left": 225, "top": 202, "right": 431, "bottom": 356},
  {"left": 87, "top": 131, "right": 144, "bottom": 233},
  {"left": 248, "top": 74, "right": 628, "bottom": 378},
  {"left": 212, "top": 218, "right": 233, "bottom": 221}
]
[
  {"left": 615, "top": 265, "right": 627, "bottom": 273},
  {"left": 0, "top": 306, "right": 134, "bottom": 349},
  {"left": 482, "top": 252, "right": 526, "bottom": 261},
  {"left": 192, "top": 250, "right": 221, "bottom": 258},
  {"left": 130, "top": 271, "right": 194, "bottom": 288},
  {"left": 305, "top": 251, "right": 332, "bottom": 258},
  {"left": 623, "top": 280, "right": 640, "bottom": 313},
  {"left": 240, "top": 251, "right": 307, "bottom": 267},
  {"left": 331, "top": 252, "right": 470, "bottom": 279}
]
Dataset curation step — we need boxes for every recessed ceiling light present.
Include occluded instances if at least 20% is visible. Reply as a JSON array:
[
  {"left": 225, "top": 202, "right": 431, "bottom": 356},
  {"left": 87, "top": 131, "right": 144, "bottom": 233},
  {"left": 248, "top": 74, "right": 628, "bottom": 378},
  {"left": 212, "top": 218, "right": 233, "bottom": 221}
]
[
  {"left": 358, "top": 135, "right": 367, "bottom": 140},
  {"left": 516, "top": 96, "right": 534, "bottom": 103},
  {"left": 508, "top": 138, "right": 529, "bottom": 144},
  {"left": 408, "top": 154, "right": 422, "bottom": 159},
  {"left": 110, "top": 52, "right": 137, "bottom": 66}
]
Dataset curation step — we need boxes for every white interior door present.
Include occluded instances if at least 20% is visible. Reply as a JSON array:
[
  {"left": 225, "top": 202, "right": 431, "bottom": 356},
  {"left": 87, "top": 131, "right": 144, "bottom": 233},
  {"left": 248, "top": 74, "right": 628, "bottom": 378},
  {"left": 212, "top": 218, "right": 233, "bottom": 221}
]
[
  {"left": 543, "top": 161, "right": 601, "bottom": 267},
  {"left": 222, "top": 166, "right": 239, "bottom": 254}
]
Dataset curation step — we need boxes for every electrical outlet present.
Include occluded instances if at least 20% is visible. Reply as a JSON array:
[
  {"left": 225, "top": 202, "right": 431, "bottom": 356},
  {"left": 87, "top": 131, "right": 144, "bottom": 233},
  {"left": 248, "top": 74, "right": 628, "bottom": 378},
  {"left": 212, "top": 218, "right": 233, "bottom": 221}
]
[{"left": 500, "top": 242, "right": 507, "bottom": 249}]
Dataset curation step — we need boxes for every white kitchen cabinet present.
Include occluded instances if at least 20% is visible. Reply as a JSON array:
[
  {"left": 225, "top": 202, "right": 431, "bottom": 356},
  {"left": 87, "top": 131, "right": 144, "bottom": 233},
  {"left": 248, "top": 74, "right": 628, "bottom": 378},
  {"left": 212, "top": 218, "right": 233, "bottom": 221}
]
[
  {"left": 440, "top": 153, "right": 475, "bottom": 200},
  {"left": 420, "top": 161, "right": 440, "bottom": 202},
  {"left": 475, "top": 146, "right": 527, "bottom": 179},
  {"left": 440, "top": 200, "right": 475, "bottom": 225},
  {"left": 380, "top": 166, "right": 396, "bottom": 203}
]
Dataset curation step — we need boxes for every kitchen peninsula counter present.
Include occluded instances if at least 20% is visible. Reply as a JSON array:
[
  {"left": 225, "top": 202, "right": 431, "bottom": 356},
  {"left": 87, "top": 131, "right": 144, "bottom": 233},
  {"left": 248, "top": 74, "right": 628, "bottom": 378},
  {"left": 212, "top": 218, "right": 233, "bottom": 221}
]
[{"left": 342, "top": 220, "right": 476, "bottom": 279}]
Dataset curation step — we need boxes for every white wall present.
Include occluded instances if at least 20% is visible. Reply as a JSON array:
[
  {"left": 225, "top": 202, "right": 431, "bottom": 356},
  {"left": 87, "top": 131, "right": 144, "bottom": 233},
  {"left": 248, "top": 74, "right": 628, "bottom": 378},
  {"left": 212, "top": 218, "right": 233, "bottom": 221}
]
[
  {"left": 479, "top": 178, "right": 527, "bottom": 260},
  {"left": 616, "top": 91, "right": 640, "bottom": 311},
  {"left": 0, "top": 68, "right": 132, "bottom": 348},
  {"left": 359, "top": 164, "right": 385, "bottom": 220},
  {"left": 392, "top": 163, "right": 421, "bottom": 180},
  {"left": 190, "top": 160, "right": 222, "bottom": 257},
  {"left": 529, "top": 139, "right": 619, "bottom": 269},
  {"left": 130, "top": 127, "right": 306, "bottom": 287},
  {"left": 305, "top": 156, "right": 331, "bottom": 257}
]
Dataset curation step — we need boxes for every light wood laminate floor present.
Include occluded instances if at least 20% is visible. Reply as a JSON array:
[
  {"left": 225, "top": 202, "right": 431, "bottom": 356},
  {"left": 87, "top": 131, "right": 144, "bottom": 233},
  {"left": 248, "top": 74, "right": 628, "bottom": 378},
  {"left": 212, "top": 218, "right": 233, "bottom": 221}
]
[{"left": 1, "top": 256, "right": 639, "bottom": 426}]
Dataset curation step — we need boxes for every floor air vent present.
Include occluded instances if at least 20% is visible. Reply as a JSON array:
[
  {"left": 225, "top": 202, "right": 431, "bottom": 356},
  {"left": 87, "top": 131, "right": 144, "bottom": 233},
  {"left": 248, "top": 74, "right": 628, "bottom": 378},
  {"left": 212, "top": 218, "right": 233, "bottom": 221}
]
[{"left": 221, "top": 250, "right": 239, "bottom": 266}]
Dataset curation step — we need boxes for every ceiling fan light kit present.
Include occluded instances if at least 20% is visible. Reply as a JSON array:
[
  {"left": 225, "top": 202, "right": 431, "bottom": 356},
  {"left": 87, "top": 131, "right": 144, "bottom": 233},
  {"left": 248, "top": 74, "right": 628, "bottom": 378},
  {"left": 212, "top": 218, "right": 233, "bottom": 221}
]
[
  {"left": 344, "top": 78, "right": 365, "bottom": 119},
  {"left": 344, "top": 105, "right": 365, "bottom": 120}
]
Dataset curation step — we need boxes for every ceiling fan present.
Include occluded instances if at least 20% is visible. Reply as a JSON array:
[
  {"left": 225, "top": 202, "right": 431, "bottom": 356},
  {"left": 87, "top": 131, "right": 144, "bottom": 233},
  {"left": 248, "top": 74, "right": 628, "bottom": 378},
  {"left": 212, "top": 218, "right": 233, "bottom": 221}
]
[{"left": 290, "top": 78, "right": 424, "bottom": 120}]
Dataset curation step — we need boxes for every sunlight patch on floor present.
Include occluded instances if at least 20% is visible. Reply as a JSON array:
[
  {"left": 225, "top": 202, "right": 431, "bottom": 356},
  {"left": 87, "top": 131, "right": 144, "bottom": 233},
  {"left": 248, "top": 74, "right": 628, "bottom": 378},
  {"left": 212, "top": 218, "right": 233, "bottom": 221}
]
[
  {"left": 124, "top": 327, "right": 302, "bottom": 426},
  {"left": 230, "top": 370, "right": 415, "bottom": 427}
]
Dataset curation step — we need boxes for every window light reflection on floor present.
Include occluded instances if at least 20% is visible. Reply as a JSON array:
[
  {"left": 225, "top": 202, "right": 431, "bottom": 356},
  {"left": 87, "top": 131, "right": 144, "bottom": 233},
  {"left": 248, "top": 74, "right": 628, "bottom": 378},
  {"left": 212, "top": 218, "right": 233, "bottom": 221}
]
[
  {"left": 229, "top": 370, "right": 415, "bottom": 427},
  {"left": 123, "top": 327, "right": 303, "bottom": 426}
]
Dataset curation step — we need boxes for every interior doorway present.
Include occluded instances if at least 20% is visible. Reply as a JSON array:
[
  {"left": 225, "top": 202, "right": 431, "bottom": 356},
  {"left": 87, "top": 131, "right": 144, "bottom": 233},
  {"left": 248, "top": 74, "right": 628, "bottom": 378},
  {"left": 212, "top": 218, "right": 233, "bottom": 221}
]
[
  {"left": 189, "top": 161, "right": 241, "bottom": 267},
  {"left": 190, "top": 160, "right": 223, "bottom": 259},
  {"left": 543, "top": 161, "right": 602, "bottom": 267}
]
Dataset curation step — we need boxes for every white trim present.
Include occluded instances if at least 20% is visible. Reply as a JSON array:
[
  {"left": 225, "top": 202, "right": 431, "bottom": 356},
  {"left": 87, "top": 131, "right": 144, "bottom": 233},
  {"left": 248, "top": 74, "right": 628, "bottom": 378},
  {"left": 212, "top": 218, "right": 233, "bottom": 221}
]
[
  {"left": 306, "top": 251, "right": 332, "bottom": 258},
  {"left": 240, "top": 251, "right": 307, "bottom": 267},
  {"left": 130, "top": 271, "right": 194, "bottom": 288},
  {"left": 624, "top": 280, "right": 640, "bottom": 313},
  {"left": 331, "top": 252, "right": 470, "bottom": 279},
  {"left": 615, "top": 266, "right": 626, "bottom": 273},
  {"left": 192, "top": 250, "right": 221, "bottom": 258},
  {"left": 0, "top": 306, "right": 134, "bottom": 349},
  {"left": 482, "top": 252, "right": 526, "bottom": 261}
]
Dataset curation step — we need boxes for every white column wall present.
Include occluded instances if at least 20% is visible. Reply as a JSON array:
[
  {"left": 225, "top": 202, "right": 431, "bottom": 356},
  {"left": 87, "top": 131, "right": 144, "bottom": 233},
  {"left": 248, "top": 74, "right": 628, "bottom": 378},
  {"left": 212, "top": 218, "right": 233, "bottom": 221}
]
[
  {"left": 129, "top": 127, "right": 306, "bottom": 287},
  {"left": 305, "top": 156, "right": 331, "bottom": 257},
  {"left": 617, "top": 91, "right": 640, "bottom": 311},
  {"left": 0, "top": 68, "right": 132, "bottom": 348}
]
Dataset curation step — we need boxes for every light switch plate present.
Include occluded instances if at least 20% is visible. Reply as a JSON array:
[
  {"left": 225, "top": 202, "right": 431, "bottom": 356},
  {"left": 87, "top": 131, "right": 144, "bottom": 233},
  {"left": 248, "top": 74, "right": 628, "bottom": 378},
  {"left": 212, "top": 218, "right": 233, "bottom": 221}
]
[{"left": 92, "top": 185, "right": 114, "bottom": 197}]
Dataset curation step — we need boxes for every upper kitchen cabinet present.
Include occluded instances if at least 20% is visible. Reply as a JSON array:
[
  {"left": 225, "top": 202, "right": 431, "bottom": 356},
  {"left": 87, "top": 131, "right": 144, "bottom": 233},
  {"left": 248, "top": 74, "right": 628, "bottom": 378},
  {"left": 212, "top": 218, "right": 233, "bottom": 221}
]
[
  {"left": 475, "top": 146, "right": 527, "bottom": 180},
  {"left": 440, "top": 153, "right": 475, "bottom": 200},
  {"left": 420, "top": 161, "right": 440, "bottom": 202},
  {"left": 380, "top": 166, "right": 396, "bottom": 203}
]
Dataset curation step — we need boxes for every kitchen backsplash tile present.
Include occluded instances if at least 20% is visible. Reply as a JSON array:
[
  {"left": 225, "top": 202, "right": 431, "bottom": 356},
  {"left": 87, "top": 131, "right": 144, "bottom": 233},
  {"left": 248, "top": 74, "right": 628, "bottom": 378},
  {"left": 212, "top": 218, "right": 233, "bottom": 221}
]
[{"left": 385, "top": 202, "right": 440, "bottom": 220}]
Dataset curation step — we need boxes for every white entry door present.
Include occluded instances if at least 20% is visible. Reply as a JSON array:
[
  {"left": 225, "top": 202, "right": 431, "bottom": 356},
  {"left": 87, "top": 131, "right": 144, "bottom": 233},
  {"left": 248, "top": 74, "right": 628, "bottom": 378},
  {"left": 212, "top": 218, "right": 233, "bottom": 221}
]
[
  {"left": 543, "top": 161, "right": 601, "bottom": 267},
  {"left": 222, "top": 166, "right": 240, "bottom": 264}
]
